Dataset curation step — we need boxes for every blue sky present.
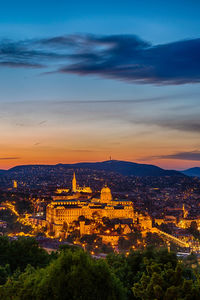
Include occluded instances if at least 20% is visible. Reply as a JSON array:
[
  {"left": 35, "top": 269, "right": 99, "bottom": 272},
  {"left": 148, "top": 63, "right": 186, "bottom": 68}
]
[
  {"left": 0, "top": 0, "right": 200, "bottom": 169},
  {"left": 0, "top": 1, "right": 199, "bottom": 40}
]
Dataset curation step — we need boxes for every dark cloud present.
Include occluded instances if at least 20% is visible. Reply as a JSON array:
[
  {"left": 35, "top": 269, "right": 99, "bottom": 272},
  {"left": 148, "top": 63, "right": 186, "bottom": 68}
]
[
  {"left": 38, "top": 35, "right": 79, "bottom": 47},
  {"left": 0, "top": 38, "right": 68, "bottom": 69},
  {"left": 152, "top": 151, "right": 200, "bottom": 161},
  {"left": 0, "top": 34, "right": 200, "bottom": 84},
  {"left": 57, "top": 34, "right": 200, "bottom": 85}
]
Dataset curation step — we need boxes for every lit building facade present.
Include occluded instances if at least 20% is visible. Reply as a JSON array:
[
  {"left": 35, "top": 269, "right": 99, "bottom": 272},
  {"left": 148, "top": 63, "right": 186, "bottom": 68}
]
[{"left": 46, "top": 173, "right": 134, "bottom": 237}]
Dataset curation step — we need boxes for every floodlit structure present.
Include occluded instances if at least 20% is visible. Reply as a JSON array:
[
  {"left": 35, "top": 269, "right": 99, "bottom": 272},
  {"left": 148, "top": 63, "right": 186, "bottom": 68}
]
[
  {"left": 72, "top": 172, "right": 77, "bottom": 193},
  {"left": 13, "top": 180, "right": 18, "bottom": 189},
  {"left": 46, "top": 173, "right": 134, "bottom": 237}
]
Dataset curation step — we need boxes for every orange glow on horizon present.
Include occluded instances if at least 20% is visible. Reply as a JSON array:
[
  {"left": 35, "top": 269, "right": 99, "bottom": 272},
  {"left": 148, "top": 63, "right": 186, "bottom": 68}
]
[
  {"left": 0, "top": 115, "right": 199, "bottom": 171},
  {"left": 1, "top": 153, "right": 200, "bottom": 171},
  {"left": 0, "top": 97, "right": 199, "bottom": 171}
]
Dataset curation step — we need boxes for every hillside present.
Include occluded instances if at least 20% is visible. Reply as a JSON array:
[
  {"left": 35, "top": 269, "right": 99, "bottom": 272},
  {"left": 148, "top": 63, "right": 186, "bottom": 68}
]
[
  {"left": 181, "top": 167, "right": 200, "bottom": 177},
  {"left": 5, "top": 160, "right": 182, "bottom": 177}
]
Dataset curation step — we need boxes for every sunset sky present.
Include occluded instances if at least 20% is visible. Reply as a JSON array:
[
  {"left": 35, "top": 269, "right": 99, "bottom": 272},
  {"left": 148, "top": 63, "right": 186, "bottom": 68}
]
[{"left": 1, "top": 0, "right": 200, "bottom": 170}]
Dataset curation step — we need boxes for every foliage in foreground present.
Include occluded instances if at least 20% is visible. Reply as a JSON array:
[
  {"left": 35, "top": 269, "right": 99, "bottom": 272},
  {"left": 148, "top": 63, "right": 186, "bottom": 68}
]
[
  {"left": 0, "top": 236, "right": 50, "bottom": 276},
  {"left": 0, "top": 237, "right": 199, "bottom": 299},
  {"left": 0, "top": 249, "right": 126, "bottom": 300},
  {"left": 107, "top": 247, "right": 200, "bottom": 299}
]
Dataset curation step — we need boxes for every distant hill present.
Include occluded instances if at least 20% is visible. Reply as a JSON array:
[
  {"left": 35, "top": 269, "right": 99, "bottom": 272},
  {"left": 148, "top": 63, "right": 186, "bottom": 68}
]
[
  {"left": 6, "top": 160, "right": 183, "bottom": 177},
  {"left": 181, "top": 167, "right": 200, "bottom": 177},
  {"left": 60, "top": 160, "right": 182, "bottom": 177}
]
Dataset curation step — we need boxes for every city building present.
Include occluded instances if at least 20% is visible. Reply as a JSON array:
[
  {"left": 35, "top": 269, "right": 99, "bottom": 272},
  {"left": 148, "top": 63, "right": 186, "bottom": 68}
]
[{"left": 46, "top": 173, "right": 134, "bottom": 237}]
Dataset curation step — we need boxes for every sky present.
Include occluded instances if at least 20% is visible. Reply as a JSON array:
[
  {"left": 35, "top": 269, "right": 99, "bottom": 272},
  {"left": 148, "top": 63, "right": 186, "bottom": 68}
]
[{"left": 0, "top": 0, "right": 200, "bottom": 170}]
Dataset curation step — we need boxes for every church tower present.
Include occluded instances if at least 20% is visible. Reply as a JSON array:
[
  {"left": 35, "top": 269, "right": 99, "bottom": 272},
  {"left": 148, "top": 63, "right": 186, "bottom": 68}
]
[
  {"left": 182, "top": 204, "right": 188, "bottom": 218},
  {"left": 72, "top": 172, "right": 77, "bottom": 193},
  {"left": 13, "top": 180, "right": 18, "bottom": 189}
]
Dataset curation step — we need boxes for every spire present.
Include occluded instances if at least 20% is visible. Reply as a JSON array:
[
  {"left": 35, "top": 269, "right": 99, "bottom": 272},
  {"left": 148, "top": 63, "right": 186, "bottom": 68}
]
[
  {"left": 13, "top": 180, "right": 17, "bottom": 189},
  {"left": 183, "top": 203, "right": 188, "bottom": 218},
  {"left": 72, "top": 171, "right": 77, "bottom": 192}
]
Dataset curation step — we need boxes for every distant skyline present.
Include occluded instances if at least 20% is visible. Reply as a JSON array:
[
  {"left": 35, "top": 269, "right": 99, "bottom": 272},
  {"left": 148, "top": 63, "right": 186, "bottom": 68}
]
[{"left": 0, "top": 0, "right": 200, "bottom": 170}]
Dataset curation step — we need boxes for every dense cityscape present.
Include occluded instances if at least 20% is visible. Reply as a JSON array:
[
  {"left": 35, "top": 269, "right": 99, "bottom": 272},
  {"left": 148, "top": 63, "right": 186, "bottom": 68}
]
[{"left": 1, "top": 162, "right": 200, "bottom": 256}]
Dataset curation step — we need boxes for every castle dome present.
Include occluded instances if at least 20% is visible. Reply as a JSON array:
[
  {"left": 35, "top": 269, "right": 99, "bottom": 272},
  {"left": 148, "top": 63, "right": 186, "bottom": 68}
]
[{"left": 100, "top": 185, "right": 112, "bottom": 203}]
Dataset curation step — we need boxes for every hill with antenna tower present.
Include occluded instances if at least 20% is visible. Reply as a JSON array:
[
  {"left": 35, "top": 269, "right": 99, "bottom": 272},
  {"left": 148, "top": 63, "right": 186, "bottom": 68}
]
[{"left": 3, "top": 160, "right": 182, "bottom": 177}]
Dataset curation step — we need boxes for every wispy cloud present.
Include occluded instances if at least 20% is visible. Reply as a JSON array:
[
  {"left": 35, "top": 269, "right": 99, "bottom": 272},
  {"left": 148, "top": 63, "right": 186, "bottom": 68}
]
[
  {"left": 38, "top": 120, "right": 47, "bottom": 126},
  {"left": 0, "top": 34, "right": 200, "bottom": 84},
  {"left": 2, "top": 95, "right": 200, "bottom": 135},
  {"left": 148, "top": 150, "right": 200, "bottom": 161},
  {"left": 131, "top": 116, "right": 200, "bottom": 134},
  {"left": 0, "top": 157, "right": 20, "bottom": 160},
  {"left": 0, "top": 61, "right": 44, "bottom": 68}
]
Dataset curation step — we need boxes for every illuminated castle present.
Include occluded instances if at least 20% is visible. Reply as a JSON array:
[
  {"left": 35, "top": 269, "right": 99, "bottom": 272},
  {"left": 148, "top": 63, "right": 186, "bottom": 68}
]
[{"left": 46, "top": 173, "right": 134, "bottom": 237}]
